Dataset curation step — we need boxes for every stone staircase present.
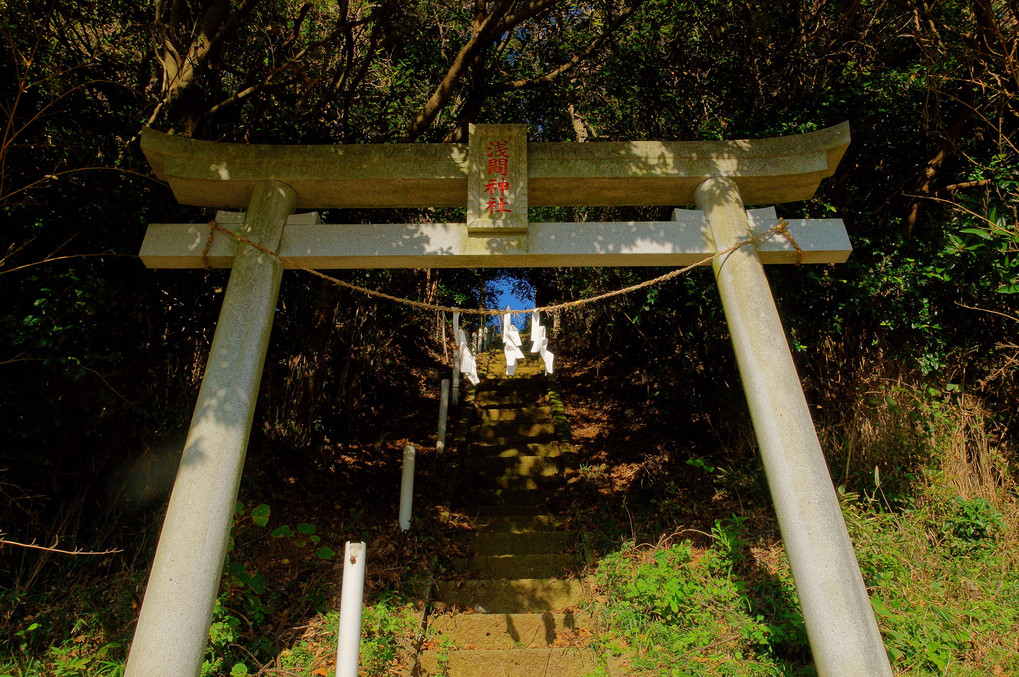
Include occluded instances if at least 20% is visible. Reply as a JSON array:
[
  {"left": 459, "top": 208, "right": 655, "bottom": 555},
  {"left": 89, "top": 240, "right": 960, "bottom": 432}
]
[{"left": 415, "top": 350, "right": 605, "bottom": 677}]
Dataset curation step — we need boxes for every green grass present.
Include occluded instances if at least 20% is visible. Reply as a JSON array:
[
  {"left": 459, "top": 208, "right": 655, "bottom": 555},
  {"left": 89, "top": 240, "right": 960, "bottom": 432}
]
[
  {"left": 583, "top": 376, "right": 1019, "bottom": 676},
  {"left": 590, "top": 518, "right": 812, "bottom": 676},
  {"left": 0, "top": 505, "right": 420, "bottom": 677},
  {"left": 274, "top": 598, "right": 419, "bottom": 677},
  {"left": 844, "top": 491, "right": 1018, "bottom": 676},
  {"left": 589, "top": 480, "right": 1019, "bottom": 676},
  {"left": 0, "top": 623, "right": 127, "bottom": 677}
]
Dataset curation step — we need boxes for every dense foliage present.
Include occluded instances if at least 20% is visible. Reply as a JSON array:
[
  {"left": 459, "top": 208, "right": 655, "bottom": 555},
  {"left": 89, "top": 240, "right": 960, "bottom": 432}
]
[{"left": 0, "top": 0, "right": 1016, "bottom": 674}]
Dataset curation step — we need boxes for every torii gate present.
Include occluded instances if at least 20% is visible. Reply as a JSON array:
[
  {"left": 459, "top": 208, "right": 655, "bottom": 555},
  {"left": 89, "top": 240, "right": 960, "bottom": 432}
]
[{"left": 126, "top": 123, "right": 892, "bottom": 677}]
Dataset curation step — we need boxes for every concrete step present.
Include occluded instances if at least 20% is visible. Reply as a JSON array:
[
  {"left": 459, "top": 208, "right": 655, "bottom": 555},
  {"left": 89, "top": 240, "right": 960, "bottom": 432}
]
[
  {"left": 475, "top": 400, "right": 546, "bottom": 412},
  {"left": 472, "top": 513, "right": 567, "bottom": 533},
  {"left": 477, "top": 407, "right": 552, "bottom": 423},
  {"left": 465, "top": 442, "right": 558, "bottom": 458},
  {"left": 426, "top": 612, "right": 593, "bottom": 650},
  {"left": 474, "top": 385, "right": 545, "bottom": 397},
  {"left": 470, "top": 434, "right": 558, "bottom": 448},
  {"left": 475, "top": 375, "right": 545, "bottom": 391},
  {"left": 434, "top": 578, "right": 586, "bottom": 614},
  {"left": 465, "top": 455, "right": 559, "bottom": 479},
  {"left": 472, "top": 421, "right": 557, "bottom": 440},
  {"left": 470, "top": 503, "right": 549, "bottom": 517},
  {"left": 498, "top": 367, "right": 546, "bottom": 380},
  {"left": 474, "top": 392, "right": 547, "bottom": 407},
  {"left": 416, "top": 647, "right": 598, "bottom": 676},
  {"left": 474, "top": 382, "right": 545, "bottom": 396},
  {"left": 457, "top": 530, "right": 575, "bottom": 555},
  {"left": 454, "top": 553, "right": 580, "bottom": 579},
  {"left": 462, "top": 488, "right": 560, "bottom": 508},
  {"left": 469, "top": 474, "right": 560, "bottom": 492}
]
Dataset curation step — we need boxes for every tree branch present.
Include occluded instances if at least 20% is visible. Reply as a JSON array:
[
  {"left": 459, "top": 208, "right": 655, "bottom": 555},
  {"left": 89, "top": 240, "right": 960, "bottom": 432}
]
[
  {"left": 338, "top": 16, "right": 387, "bottom": 141},
  {"left": 200, "top": 81, "right": 275, "bottom": 121},
  {"left": 402, "top": 0, "right": 516, "bottom": 142},
  {"left": 491, "top": 1, "right": 643, "bottom": 94},
  {"left": 936, "top": 178, "right": 993, "bottom": 193},
  {"left": 956, "top": 302, "right": 1019, "bottom": 323},
  {"left": 441, "top": 0, "right": 500, "bottom": 142},
  {"left": 493, "top": 0, "right": 560, "bottom": 34},
  {"left": 156, "top": 0, "right": 263, "bottom": 129},
  {"left": 0, "top": 537, "right": 121, "bottom": 556},
  {"left": 0, "top": 166, "right": 168, "bottom": 209},
  {"left": 903, "top": 89, "right": 975, "bottom": 237},
  {"left": 443, "top": 2, "right": 642, "bottom": 142},
  {"left": 206, "top": 0, "right": 261, "bottom": 62}
]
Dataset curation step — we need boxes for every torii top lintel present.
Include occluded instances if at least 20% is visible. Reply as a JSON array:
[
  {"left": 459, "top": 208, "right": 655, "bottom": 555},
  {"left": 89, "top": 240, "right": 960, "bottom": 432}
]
[{"left": 140, "top": 123, "right": 850, "bottom": 210}]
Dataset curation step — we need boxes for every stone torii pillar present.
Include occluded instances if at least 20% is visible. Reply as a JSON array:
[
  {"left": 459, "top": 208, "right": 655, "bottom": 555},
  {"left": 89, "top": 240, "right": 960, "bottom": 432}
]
[
  {"left": 125, "top": 181, "right": 295, "bottom": 675},
  {"left": 128, "top": 122, "right": 891, "bottom": 677},
  {"left": 697, "top": 177, "right": 889, "bottom": 675}
]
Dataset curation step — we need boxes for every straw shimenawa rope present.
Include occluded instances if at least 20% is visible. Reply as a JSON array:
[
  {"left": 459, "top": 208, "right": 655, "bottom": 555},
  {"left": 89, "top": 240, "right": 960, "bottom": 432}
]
[
  {"left": 200, "top": 220, "right": 217, "bottom": 272},
  {"left": 203, "top": 218, "right": 799, "bottom": 316}
]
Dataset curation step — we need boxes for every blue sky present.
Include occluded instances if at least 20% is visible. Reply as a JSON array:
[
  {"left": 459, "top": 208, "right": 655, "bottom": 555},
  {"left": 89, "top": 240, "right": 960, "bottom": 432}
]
[{"left": 492, "top": 276, "right": 532, "bottom": 329}]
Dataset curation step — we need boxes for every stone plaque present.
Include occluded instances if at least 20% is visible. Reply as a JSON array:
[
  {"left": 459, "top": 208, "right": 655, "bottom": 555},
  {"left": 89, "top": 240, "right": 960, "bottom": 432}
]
[{"left": 467, "top": 123, "right": 528, "bottom": 234}]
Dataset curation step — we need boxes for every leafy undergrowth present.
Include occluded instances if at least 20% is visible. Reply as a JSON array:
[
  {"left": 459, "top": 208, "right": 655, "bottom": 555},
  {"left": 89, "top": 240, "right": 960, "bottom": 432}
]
[
  {"left": 0, "top": 348, "right": 463, "bottom": 677},
  {"left": 590, "top": 520, "right": 811, "bottom": 676},
  {"left": 553, "top": 353, "right": 1019, "bottom": 676},
  {"left": 1, "top": 486, "right": 443, "bottom": 677},
  {"left": 264, "top": 597, "right": 419, "bottom": 677},
  {"left": 846, "top": 492, "right": 1019, "bottom": 676},
  {"left": 586, "top": 492, "right": 1019, "bottom": 676},
  {"left": 3, "top": 344, "right": 1017, "bottom": 676}
]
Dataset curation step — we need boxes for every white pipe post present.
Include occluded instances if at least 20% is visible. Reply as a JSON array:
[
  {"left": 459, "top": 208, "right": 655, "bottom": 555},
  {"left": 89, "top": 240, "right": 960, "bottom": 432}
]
[
  {"left": 696, "top": 177, "right": 891, "bottom": 677},
  {"left": 437, "top": 379, "right": 450, "bottom": 453},
  {"left": 126, "top": 181, "right": 296, "bottom": 677},
  {"left": 452, "top": 349, "right": 460, "bottom": 405},
  {"left": 441, "top": 313, "right": 448, "bottom": 364},
  {"left": 336, "top": 541, "right": 367, "bottom": 677},
  {"left": 398, "top": 445, "right": 416, "bottom": 531}
]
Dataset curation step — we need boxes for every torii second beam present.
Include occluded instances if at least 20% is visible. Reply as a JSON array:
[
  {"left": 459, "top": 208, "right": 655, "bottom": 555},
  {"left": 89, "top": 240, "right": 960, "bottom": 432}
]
[{"left": 140, "top": 210, "right": 851, "bottom": 269}]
